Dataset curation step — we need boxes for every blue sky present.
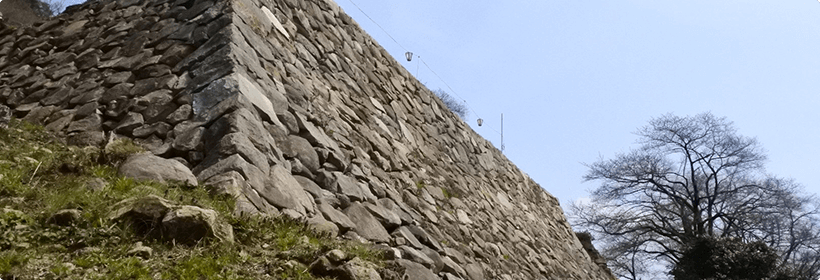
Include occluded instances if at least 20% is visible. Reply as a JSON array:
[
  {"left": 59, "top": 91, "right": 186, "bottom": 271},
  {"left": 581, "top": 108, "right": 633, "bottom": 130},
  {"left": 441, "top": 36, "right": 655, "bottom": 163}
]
[
  {"left": 52, "top": 0, "right": 820, "bottom": 206},
  {"left": 331, "top": 0, "right": 820, "bottom": 206}
]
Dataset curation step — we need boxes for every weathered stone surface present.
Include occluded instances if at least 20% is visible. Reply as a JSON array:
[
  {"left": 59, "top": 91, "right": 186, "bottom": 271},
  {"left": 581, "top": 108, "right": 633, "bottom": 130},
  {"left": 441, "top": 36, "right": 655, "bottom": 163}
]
[
  {"left": 126, "top": 242, "right": 153, "bottom": 259},
  {"left": 333, "top": 172, "right": 374, "bottom": 202},
  {"left": 162, "top": 205, "right": 234, "bottom": 244},
  {"left": 344, "top": 202, "right": 391, "bottom": 243},
  {"left": 119, "top": 153, "right": 197, "bottom": 186},
  {"left": 318, "top": 202, "right": 356, "bottom": 232},
  {"left": 364, "top": 201, "right": 401, "bottom": 231},
  {"left": 392, "top": 226, "right": 424, "bottom": 249},
  {"left": 280, "top": 135, "right": 320, "bottom": 173},
  {"left": 339, "top": 257, "right": 382, "bottom": 280},
  {"left": 260, "top": 165, "right": 315, "bottom": 216},
  {"left": 203, "top": 170, "right": 244, "bottom": 198},
  {"left": 396, "top": 259, "right": 439, "bottom": 280},
  {"left": 294, "top": 175, "right": 323, "bottom": 198},
  {"left": 307, "top": 215, "right": 339, "bottom": 238},
  {"left": 464, "top": 263, "right": 485, "bottom": 280},
  {"left": 109, "top": 195, "right": 233, "bottom": 244},
  {"left": 399, "top": 245, "right": 435, "bottom": 269}
]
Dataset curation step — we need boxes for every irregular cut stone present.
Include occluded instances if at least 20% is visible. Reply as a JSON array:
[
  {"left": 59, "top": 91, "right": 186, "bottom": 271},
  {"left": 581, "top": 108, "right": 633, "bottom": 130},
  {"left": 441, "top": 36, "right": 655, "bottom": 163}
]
[
  {"left": 334, "top": 172, "right": 373, "bottom": 202},
  {"left": 203, "top": 171, "right": 244, "bottom": 198},
  {"left": 364, "top": 201, "right": 401, "bottom": 231},
  {"left": 162, "top": 205, "right": 234, "bottom": 244},
  {"left": 344, "top": 202, "right": 390, "bottom": 243},
  {"left": 396, "top": 259, "right": 438, "bottom": 280},
  {"left": 399, "top": 245, "right": 435, "bottom": 269},
  {"left": 465, "top": 263, "right": 485, "bottom": 280},
  {"left": 318, "top": 202, "right": 356, "bottom": 232},
  {"left": 280, "top": 135, "right": 320, "bottom": 173},
  {"left": 392, "top": 226, "right": 424, "bottom": 249},
  {"left": 258, "top": 165, "right": 315, "bottom": 216},
  {"left": 119, "top": 153, "right": 197, "bottom": 186},
  {"left": 294, "top": 175, "right": 323, "bottom": 198},
  {"left": 307, "top": 215, "right": 339, "bottom": 238},
  {"left": 339, "top": 257, "right": 382, "bottom": 280}
]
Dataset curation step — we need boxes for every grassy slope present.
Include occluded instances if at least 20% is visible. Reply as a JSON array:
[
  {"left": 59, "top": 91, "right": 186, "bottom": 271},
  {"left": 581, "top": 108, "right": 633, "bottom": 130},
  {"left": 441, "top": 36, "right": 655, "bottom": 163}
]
[{"left": 0, "top": 119, "right": 382, "bottom": 279}]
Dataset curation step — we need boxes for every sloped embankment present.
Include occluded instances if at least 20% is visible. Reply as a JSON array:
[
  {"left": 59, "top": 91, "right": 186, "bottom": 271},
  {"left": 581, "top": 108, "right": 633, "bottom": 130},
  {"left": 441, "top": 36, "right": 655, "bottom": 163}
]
[{"left": 0, "top": 0, "right": 614, "bottom": 278}]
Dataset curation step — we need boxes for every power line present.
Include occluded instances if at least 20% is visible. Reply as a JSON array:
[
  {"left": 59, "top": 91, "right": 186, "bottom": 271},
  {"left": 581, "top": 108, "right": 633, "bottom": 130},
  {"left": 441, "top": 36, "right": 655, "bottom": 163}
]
[
  {"left": 343, "top": 0, "right": 407, "bottom": 52},
  {"left": 343, "top": 0, "right": 504, "bottom": 138},
  {"left": 418, "top": 58, "right": 501, "bottom": 136}
]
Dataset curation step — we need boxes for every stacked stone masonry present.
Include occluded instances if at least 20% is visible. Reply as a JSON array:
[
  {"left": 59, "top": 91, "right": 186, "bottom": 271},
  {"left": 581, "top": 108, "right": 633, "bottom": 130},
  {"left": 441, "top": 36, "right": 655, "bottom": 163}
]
[{"left": 0, "top": 0, "right": 614, "bottom": 279}]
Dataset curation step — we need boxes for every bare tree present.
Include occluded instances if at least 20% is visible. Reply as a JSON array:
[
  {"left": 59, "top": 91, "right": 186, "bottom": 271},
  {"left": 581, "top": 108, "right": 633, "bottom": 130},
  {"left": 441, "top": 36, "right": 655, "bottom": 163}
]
[
  {"left": 434, "top": 89, "right": 468, "bottom": 119},
  {"left": 572, "top": 112, "right": 820, "bottom": 279}
]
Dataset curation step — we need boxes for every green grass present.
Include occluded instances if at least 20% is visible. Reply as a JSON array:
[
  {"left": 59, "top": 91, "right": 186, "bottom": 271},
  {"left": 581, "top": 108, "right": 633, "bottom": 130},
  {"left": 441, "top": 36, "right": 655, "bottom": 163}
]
[{"left": 0, "top": 118, "right": 384, "bottom": 279}]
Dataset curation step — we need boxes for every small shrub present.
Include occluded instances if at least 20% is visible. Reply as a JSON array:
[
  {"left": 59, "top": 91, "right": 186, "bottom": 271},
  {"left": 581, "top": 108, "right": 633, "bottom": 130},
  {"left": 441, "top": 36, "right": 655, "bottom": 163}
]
[{"left": 434, "top": 89, "right": 468, "bottom": 119}]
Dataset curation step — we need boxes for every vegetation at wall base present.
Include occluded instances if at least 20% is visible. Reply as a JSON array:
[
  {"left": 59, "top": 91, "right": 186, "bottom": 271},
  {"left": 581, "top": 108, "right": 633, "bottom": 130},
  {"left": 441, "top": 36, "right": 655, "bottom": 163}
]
[
  {"left": 671, "top": 236, "right": 801, "bottom": 280},
  {"left": 0, "top": 118, "right": 383, "bottom": 279}
]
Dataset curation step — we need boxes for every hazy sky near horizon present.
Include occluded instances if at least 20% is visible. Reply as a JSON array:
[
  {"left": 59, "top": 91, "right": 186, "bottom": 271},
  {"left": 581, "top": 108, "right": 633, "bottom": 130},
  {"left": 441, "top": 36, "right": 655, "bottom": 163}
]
[
  {"left": 50, "top": 0, "right": 820, "bottom": 207},
  {"left": 330, "top": 0, "right": 820, "bottom": 206}
]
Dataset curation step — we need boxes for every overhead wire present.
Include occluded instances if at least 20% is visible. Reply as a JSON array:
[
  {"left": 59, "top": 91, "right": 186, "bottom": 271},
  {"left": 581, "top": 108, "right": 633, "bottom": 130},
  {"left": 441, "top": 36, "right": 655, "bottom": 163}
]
[{"left": 343, "top": 0, "right": 503, "bottom": 137}]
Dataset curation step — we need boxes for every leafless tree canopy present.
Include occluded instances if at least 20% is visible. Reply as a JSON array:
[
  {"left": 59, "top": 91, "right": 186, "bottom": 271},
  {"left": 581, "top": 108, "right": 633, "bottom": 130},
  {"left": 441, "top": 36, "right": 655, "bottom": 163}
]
[
  {"left": 572, "top": 112, "right": 820, "bottom": 279},
  {"left": 434, "top": 89, "right": 468, "bottom": 119}
]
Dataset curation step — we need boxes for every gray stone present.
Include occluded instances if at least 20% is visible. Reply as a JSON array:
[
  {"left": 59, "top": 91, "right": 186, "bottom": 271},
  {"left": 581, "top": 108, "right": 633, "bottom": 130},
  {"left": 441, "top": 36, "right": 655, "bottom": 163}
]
[
  {"left": 166, "top": 104, "right": 192, "bottom": 124},
  {"left": 47, "top": 209, "right": 82, "bottom": 226},
  {"left": 399, "top": 245, "right": 435, "bottom": 269},
  {"left": 0, "top": 104, "right": 10, "bottom": 129},
  {"left": 318, "top": 202, "right": 356, "bottom": 232},
  {"left": 339, "top": 257, "right": 382, "bottom": 280},
  {"left": 118, "top": 153, "right": 197, "bottom": 185},
  {"left": 203, "top": 171, "right": 244, "bottom": 198},
  {"left": 67, "top": 114, "right": 102, "bottom": 133},
  {"left": 396, "top": 259, "right": 438, "bottom": 280},
  {"left": 67, "top": 131, "right": 106, "bottom": 147},
  {"left": 85, "top": 177, "right": 108, "bottom": 192},
  {"left": 334, "top": 172, "right": 373, "bottom": 202},
  {"left": 22, "top": 105, "right": 57, "bottom": 124},
  {"left": 114, "top": 112, "right": 144, "bottom": 135},
  {"left": 294, "top": 175, "right": 323, "bottom": 198},
  {"left": 162, "top": 205, "right": 234, "bottom": 245},
  {"left": 280, "top": 135, "right": 320, "bottom": 173},
  {"left": 464, "top": 263, "right": 485, "bottom": 280},
  {"left": 126, "top": 242, "right": 153, "bottom": 259},
  {"left": 172, "top": 126, "right": 204, "bottom": 152},
  {"left": 307, "top": 215, "right": 339, "bottom": 238},
  {"left": 207, "top": 132, "right": 270, "bottom": 173},
  {"left": 193, "top": 70, "right": 279, "bottom": 126},
  {"left": 364, "top": 201, "right": 401, "bottom": 231},
  {"left": 421, "top": 246, "right": 445, "bottom": 273},
  {"left": 392, "top": 226, "right": 424, "bottom": 249},
  {"left": 344, "top": 202, "right": 391, "bottom": 243},
  {"left": 258, "top": 165, "right": 315, "bottom": 216},
  {"left": 441, "top": 255, "right": 467, "bottom": 277}
]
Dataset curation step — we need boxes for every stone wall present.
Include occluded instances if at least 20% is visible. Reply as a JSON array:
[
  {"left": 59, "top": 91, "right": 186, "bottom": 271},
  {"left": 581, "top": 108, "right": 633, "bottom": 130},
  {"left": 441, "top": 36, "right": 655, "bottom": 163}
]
[{"left": 0, "top": 0, "right": 614, "bottom": 279}]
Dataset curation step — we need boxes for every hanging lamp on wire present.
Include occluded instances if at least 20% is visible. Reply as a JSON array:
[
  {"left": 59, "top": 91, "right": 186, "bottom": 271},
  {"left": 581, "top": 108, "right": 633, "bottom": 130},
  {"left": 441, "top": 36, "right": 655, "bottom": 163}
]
[
  {"left": 477, "top": 118, "right": 483, "bottom": 126},
  {"left": 405, "top": 51, "right": 413, "bottom": 61}
]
